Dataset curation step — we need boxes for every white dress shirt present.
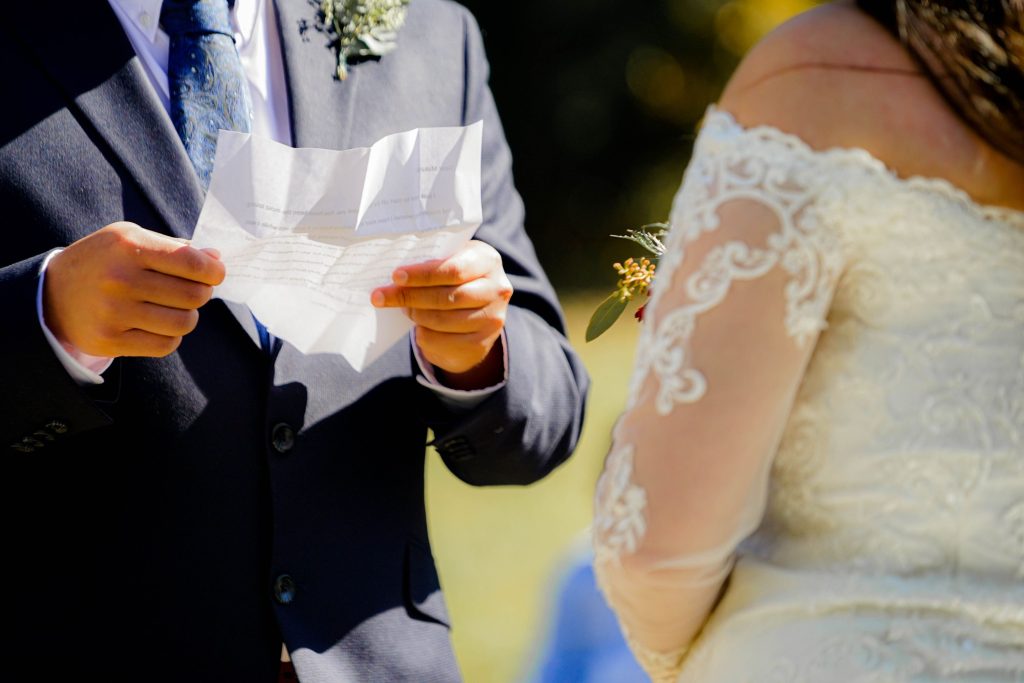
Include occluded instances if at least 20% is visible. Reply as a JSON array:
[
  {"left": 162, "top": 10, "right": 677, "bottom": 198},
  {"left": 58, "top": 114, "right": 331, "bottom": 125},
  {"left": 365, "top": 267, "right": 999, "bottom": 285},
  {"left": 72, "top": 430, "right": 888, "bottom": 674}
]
[
  {"left": 38, "top": 0, "right": 506, "bottom": 403},
  {"left": 108, "top": 0, "right": 291, "bottom": 146}
]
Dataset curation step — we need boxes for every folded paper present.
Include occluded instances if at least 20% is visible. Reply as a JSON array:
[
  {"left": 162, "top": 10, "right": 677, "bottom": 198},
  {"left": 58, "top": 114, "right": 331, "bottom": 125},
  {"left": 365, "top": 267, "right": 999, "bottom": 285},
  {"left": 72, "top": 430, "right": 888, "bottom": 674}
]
[{"left": 190, "top": 122, "right": 483, "bottom": 370}]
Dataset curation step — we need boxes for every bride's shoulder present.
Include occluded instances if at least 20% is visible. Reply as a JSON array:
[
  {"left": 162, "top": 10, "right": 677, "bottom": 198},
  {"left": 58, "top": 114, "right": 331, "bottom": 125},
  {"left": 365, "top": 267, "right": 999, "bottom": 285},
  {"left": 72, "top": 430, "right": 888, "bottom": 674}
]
[
  {"left": 713, "top": 1, "right": 1024, "bottom": 209},
  {"left": 717, "top": 1, "right": 927, "bottom": 156}
]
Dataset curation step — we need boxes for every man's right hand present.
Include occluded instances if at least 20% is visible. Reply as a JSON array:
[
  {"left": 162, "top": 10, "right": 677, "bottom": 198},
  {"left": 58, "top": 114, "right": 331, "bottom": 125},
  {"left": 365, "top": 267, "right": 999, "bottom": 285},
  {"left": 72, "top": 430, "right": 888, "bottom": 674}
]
[{"left": 43, "top": 222, "right": 226, "bottom": 358}]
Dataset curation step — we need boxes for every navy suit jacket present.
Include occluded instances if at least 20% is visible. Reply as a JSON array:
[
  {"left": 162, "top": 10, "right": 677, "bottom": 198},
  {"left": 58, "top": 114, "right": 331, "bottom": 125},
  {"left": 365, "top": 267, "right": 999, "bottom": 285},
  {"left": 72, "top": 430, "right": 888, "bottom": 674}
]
[{"left": 0, "top": 2, "right": 588, "bottom": 680}]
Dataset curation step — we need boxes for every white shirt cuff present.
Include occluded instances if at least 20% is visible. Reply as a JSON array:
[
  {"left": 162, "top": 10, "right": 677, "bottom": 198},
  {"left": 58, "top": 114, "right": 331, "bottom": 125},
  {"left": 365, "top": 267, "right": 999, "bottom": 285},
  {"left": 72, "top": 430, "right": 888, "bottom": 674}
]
[
  {"left": 412, "top": 329, "right": 508, "bottom": 410},
  {"left": 37, "top": 249, "right": 113, "bottom": 385}
]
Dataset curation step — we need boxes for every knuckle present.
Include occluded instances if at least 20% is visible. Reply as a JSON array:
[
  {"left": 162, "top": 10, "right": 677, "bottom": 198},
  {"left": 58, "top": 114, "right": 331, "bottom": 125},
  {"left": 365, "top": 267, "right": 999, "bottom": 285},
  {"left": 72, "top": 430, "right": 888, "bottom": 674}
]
[
  {"left": 442, "top": 261, "right": 463, "bottom": 282},
  {"left": 92, "top": 322, "right": 120, "bottom": 347},
  {"left": 210, "top": 260, "right": 226, "bottom": 286},
  {"left": 178, "top": 309, "right": 200, "bottom": 335},
  {"left": 108, "top": 231, "right": 134, "bottom": 255},
  {"left": 158, "top": 336, "right": 183, "bottom": 357},
  {"left": 395, "top": 288, "right": 411, "bottom": 308},
  {"left": 485, "top": 313, "right": 505, "bottom": 334},
  {"left": 106, "top": 222, "right": 141, "bottom": 250},
  {"left": 183, "top": 283, "right": 212, "bottom": 308},
  {"left": 180, "top": 248, "right": 205, "bottom": 275},
  {"left": 497, "top": 278, "right": 514, "bottom": 301},
  {"left": 109, "top": 220, "right": 139, "bottom": 233},
  {"left": 407, "top": 308, "right": 428, "bottom": 327},
  {"left": 101, "top": 266, "right": 134, "bottom": 296}
]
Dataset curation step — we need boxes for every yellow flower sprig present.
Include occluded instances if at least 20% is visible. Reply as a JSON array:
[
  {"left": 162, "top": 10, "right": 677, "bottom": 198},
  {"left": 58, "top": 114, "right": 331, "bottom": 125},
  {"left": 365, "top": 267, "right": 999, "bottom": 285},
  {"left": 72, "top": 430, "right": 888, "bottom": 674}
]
[
  {"left": 612, "top": 257, "right": 656, "bottom": 303},
  {"left": 586, "top": 223, "right": 668, "bottom": 342}
]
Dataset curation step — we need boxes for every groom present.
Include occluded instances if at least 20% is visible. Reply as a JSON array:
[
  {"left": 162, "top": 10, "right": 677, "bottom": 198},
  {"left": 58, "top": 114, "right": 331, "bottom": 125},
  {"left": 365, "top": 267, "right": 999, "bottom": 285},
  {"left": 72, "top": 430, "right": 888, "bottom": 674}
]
[{"left": 0, "top": 1, "right": 587, "bottom": 681}]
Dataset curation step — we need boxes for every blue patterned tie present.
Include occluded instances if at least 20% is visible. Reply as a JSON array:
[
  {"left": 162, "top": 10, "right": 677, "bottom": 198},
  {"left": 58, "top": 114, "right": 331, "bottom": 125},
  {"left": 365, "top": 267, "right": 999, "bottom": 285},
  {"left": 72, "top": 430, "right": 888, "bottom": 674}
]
[
  {"left": 161, "top": 0, "right": 252, "bottom": 188},
  {"left": 162, "top": 0, "right": 272, "bottom": 351}
]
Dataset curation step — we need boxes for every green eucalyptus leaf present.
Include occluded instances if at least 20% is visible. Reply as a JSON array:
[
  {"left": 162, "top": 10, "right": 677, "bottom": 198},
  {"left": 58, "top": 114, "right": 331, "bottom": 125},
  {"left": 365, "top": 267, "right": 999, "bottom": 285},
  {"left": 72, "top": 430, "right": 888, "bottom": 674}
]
[
  {"left": 611, "top": 224, "right": 669, "bottom": 257},
  {"left": 586, "top": 294, "right": 629, "bottom": 342}
]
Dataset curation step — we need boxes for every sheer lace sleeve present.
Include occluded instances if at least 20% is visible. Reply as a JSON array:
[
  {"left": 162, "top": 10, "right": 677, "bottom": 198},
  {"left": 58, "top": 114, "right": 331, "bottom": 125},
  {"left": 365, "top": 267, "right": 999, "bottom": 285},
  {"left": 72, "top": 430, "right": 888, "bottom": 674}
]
[{"left": 592, "top": 108, "right": 846, "bottom": 682}]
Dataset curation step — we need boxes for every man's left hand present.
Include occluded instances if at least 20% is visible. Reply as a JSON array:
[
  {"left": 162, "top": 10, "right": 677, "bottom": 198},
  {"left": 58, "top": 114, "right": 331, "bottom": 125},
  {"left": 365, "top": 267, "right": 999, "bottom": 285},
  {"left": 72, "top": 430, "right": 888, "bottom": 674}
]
[{"left": 371, "top": 240, "right": 512, "bottom": 390}]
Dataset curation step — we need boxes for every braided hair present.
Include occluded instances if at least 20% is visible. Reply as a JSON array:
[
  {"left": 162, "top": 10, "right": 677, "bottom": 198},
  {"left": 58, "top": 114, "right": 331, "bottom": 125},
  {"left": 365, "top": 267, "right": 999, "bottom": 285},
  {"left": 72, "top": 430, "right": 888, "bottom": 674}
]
[{"left": 857, "top": 0, "right": 1024, "bottom": 163}]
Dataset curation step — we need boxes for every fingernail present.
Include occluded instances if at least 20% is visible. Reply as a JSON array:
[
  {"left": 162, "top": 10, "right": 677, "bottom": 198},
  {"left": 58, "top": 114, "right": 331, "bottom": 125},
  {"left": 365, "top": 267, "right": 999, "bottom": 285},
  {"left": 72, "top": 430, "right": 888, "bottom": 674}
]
[
  {"left": 393, "top": 270, "right": 408, "bottom": 285},
  {"left": 371, "top": 290, "right": 385, "bottom": 307}
]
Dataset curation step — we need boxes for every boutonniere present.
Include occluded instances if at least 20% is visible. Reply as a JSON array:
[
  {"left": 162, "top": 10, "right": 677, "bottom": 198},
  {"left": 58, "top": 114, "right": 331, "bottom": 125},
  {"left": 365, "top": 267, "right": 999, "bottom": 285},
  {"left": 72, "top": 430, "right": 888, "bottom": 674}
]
[{"left": 316, "top": 0, "right": 411, "bottom": 80}]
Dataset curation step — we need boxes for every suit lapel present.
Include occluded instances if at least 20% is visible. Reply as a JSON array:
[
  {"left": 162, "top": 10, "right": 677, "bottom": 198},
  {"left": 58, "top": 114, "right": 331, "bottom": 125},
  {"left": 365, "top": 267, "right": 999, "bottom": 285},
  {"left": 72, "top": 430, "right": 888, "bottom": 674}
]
[
  {"left": 273, "top": 0, "right": 360, "bottom": 150},
  {"left": 74, "top": 63, "right": 207, "bottom": 240},
  {"left": 16, "top": 3, "right": 204, "bottom": 240}
]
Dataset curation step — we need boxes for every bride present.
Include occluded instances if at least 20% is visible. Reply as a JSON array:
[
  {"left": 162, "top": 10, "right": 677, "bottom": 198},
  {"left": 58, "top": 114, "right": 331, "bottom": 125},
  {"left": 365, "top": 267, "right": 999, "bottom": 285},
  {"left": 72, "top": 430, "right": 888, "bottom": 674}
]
[{"left": 592, "top": 1, "right": 1024, "bottom": 681}]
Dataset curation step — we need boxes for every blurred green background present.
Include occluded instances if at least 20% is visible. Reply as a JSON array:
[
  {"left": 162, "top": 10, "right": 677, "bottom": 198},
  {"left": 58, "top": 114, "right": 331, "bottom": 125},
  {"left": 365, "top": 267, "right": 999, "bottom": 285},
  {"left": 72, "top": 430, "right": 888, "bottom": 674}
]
[{"left": 426, "top": 2, "right": 821, "bottom": 682}]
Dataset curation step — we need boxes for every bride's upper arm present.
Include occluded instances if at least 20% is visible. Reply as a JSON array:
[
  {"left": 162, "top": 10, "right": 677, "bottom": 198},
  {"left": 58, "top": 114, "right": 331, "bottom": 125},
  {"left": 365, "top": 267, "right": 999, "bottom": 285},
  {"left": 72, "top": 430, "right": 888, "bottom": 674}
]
[
  {"left": 591, "top": 76, "right": 848, "bottom": 671},
  {"left": 589, "top": 8, "right": 896, "bottom": 676},
  {"left": 594, "top": 2, "right": 878, "bottom": 578}
]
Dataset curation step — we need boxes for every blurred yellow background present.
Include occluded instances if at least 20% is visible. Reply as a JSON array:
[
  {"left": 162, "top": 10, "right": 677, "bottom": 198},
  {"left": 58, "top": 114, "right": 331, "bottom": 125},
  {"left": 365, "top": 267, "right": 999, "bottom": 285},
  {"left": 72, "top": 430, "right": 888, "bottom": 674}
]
[
  {"left": 427, "top": 294, "right": 639, "bottom": 683},
  {"left": 426, "top": 2, "right": 820, "bottom": 681}
]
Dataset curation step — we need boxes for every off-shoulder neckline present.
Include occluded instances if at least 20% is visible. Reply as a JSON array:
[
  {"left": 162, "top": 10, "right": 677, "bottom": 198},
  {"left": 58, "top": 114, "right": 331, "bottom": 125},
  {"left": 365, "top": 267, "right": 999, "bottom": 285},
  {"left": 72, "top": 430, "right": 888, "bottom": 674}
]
[{"left": 702, "top": 106, "right": 1024, "bottom": 225}]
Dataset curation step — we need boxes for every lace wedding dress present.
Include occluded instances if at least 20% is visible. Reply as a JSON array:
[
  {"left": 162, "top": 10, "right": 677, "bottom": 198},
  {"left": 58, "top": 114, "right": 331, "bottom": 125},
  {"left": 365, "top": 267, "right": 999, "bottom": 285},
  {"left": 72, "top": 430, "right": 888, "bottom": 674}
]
[{"left": 593, "top": 106, "right": 1024, "bottom": 682}]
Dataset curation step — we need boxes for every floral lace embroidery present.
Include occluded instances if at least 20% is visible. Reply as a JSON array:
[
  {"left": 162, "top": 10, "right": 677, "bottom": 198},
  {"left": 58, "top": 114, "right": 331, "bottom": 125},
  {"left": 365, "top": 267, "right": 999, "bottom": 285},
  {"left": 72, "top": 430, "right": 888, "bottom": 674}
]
[
  {"left": 624, "top": 632, "right": 689, "bottom": 683},
  {"left": 628, "top": 116, "right": 844, "bottom": 416},
  {"left": 592, "top": 444, "right": 646, "bottom": 567}
]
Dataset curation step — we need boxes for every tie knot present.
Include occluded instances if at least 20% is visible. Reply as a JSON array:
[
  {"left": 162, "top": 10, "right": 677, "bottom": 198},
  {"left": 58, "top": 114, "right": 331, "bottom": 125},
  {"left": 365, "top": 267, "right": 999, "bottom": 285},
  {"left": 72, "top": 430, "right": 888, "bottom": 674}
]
[{"left": 160, "top": 0, "right": 234, "bottom": 39}]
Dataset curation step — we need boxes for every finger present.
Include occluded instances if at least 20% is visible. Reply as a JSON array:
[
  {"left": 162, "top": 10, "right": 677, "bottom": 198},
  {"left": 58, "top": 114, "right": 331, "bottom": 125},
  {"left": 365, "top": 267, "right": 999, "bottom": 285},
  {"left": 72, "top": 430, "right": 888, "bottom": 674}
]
[
  {"left": 122, "top": 302, "right": 200, "bottom": 337},
  {"left": 392, "top": 241, "right": 501, "bottom": 287},
  {"left": 124, "top": 270, "right": 216, "bottom": 310},
  {"left": 135, "top": 234, "right": 226, "bottom": 286},
  {"left": 407, "top": 301, "right": 507, "bottom": 335},
  {"left": 111, "top": 329, "right": 183, "bottom": 358},
  {"left": 372, "top": 277, "right": 502, "bottom": 310}
]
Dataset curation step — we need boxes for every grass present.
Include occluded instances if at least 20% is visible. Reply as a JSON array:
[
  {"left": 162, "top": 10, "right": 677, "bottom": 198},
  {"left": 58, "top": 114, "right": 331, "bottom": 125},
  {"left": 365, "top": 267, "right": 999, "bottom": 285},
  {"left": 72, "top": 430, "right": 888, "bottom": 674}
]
[{"left": 425, "top": 292, "right": 642, "bottom": 683}]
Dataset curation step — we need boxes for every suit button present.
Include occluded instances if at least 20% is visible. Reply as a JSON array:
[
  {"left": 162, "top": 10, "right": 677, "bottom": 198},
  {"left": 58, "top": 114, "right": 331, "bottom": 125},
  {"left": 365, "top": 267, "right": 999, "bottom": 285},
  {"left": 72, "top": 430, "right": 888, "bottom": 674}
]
[
  {"left": 273, "top": 574, "right": 296, "bottom": 604},
  {"left": 271, "top": 423, "right": 295, "bottom": 454}
]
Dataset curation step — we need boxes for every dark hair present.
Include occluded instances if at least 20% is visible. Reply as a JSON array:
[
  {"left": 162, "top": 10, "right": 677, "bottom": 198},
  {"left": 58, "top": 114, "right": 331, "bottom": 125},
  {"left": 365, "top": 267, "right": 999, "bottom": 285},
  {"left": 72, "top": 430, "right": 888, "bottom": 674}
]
[{"left": 857, "top": 0, "right": 1024, "bottom": 164}]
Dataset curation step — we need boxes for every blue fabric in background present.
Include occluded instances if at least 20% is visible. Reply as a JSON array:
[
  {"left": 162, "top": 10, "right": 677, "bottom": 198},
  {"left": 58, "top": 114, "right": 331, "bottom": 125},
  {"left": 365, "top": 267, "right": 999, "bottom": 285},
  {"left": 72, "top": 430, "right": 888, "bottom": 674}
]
[{"left": 526, "top": 546, "right": 648, "bottom": 683}]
